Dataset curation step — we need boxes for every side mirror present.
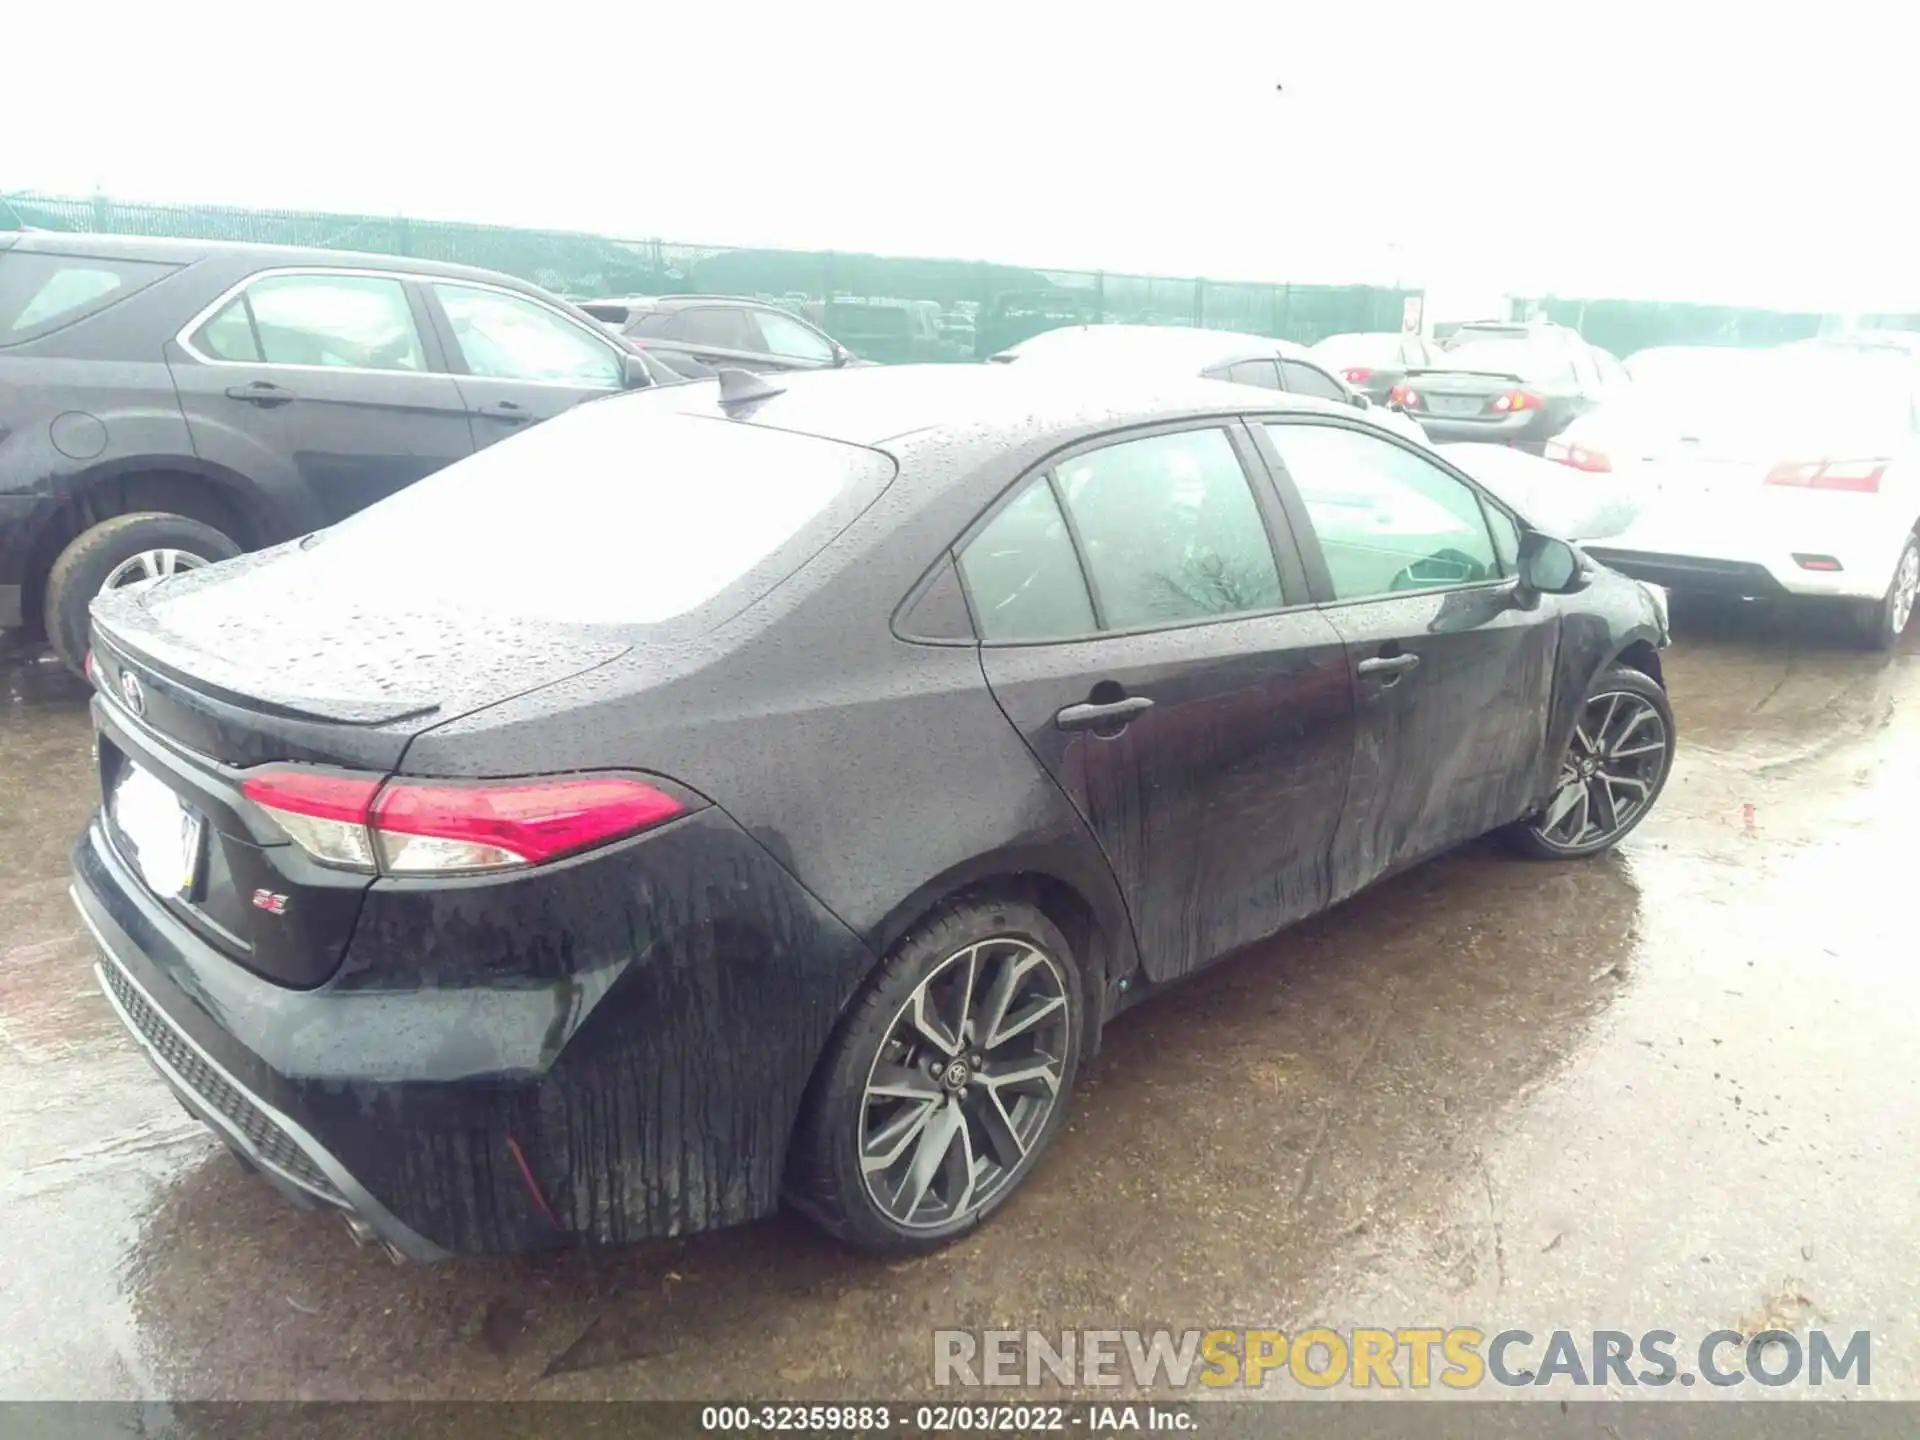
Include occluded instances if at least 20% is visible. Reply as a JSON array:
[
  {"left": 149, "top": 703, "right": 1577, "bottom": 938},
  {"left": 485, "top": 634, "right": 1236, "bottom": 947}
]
[
  {"left": 619, "top": 351, "right": 656, "bottom": 389},
  {"left": 1516, "top": 531, "right": 1587, "bottom": 596},
  {"left": 831, "top": 343, "right": 854, "bottom": 368},
  {"left": 1351, "top": 392, "right": 1374, "bottom": 410}
]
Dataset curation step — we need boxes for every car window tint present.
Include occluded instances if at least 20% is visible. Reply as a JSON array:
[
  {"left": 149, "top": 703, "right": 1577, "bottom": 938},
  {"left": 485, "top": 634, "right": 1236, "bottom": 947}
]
[
  {"left": 678, "top": 307, "right": 759, "bottom": 351},
  {"left": 1055, "top": 428, "right": 1282, "bottom": 629},
  {"left": 957, "top": 480, "right": 1096, "bottom": 642},
  {"left": 0, "top": 253, "right": 176, "bottom": 346},
  {"left": 755, "top": 309, "right": 836, "bottom": 362},
  {"left": 1264, "top": 422, "right": 1500, "bottom": 599},
  {"left": 627, "top": 311, "right": 676, "bottom": 336},
  {"left": 433, "top": 283, "right": 620, "bottom": 385},
  {"left": 1481, "top": 496, "right": 1521, "bottom": 571},
  {"left": 193, "top": 297, "right": 263, "bottom": 361},
  {"left": 1226, "top": 359, "right": 1282, "bottom": 388},
  {"left": 272, "top": 408, "right": 893, "bottom": 627},
  {"left": 228, "top": 274, "right": 426, "bottom": 372},
  {"left": 1281, "top": 359, "right": 1349, "bottom": 401}
]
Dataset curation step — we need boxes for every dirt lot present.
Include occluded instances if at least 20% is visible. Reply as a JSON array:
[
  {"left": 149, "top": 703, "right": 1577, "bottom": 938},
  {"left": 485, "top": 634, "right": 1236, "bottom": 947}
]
[{"left": 1, "top": 601, "right": 1915, "bottom": 1403}]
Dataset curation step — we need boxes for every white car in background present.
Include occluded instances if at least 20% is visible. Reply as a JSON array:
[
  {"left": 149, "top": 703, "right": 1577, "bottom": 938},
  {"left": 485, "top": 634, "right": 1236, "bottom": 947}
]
[
  {"left": 1439, "top": 442, "right": 1643, "bottom": 543},
  {"left": 1570, "top": 346, "right": 1920, "bottom": 647},
  {"left": 988, "top": 323, "right": 1432, "bottom": 447}
]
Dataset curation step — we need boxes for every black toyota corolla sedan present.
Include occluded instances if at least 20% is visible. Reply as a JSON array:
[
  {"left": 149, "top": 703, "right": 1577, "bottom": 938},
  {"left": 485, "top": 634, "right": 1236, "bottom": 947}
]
[{"left": 71, "top": 364, "right": 1674, "bottom": 1261}]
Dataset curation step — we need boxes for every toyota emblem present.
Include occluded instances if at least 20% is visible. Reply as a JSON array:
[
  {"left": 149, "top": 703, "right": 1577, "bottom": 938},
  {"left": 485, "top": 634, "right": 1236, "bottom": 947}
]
[{"left": 119, "top": 671, "right": 145, "bottom": 717}]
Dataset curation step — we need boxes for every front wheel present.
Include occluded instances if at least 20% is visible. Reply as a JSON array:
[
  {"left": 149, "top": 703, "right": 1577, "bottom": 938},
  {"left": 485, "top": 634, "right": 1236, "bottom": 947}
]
[
  {"left": 785, "top": 894, "right": 1083, "bottom": 1256},
  {"left": 1503, "top": 664, "right": 1676, "bottom": 859}
]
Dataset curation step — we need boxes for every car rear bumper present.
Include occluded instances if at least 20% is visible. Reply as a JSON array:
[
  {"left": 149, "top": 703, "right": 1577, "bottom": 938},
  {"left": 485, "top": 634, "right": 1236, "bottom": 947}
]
[
  {"left": 71, "top": 798, "right": 878, "bottom": 1256},
  {"left": 1407, "top": 411, "right": 1555, "bottom": 450},
  {"left": 71, "top": 830, "right": 452, "bottom": 1261}
]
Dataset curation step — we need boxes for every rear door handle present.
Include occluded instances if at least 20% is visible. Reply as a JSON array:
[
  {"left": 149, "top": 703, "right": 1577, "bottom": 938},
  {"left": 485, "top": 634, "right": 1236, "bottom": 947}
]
[
  {"left": 1055, "top": 695, "right": 1154, "bottom": 732},
  {"left": 225, "top": 381, "right": 295, "bottom": 407},
  {"left": 471, "top": 400, "right": 533, "bottom": 425},
  {"left": 1357, "top": 654, "right": 1421, "bottom": 677}
]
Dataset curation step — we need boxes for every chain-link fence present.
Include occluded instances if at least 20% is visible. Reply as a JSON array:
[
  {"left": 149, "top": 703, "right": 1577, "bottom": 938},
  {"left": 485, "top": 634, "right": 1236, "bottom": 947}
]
[
  {"left": 10, "top": 191, "right": 1913, "bottom": 359},
  {"left": 1, "top": 191, "right": 1411, "bottom": 362}
]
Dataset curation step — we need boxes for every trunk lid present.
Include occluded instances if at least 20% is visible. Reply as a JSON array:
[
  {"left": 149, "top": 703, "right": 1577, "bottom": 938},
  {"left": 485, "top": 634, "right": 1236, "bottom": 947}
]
[{"left": 86, "top": 541, "right": 626, "bottom": 990}]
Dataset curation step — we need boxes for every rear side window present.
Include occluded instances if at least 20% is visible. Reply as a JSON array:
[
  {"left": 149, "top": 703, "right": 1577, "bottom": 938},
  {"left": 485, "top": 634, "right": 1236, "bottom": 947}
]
[
  {"left": 958, "top": 427, "right": 1284, "bottom": 641},
  {"left": 957, "top": 481, "right": 1095, "bottom": 641},
  {"left": 299, "top": 406, "right": 895, "bottom": 627},
  {"left": 0, "top": 252, "right": 176, "bottom": 345},
  {"left": 1226, "top": 359, "right": 1282, "bottom": 388},
  {"left": 191, "top": 273, "right": 426, "bottom": 371},
  {"left": 678, "top": 307, "right": 759, "bottom": 350},
  {"left": 1281, "top": 359, "right": 1349, "bottom": 401}
]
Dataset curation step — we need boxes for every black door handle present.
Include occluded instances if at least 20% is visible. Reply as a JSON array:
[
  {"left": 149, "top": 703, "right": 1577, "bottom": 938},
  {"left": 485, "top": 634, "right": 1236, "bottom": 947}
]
[
  {"left": 225, "top": 381, "right": 294, "bottom": 407},
  {"left": 1357, "top": 653, "right": 1421, "bottom": 677},
  {"left": 471, "top": 400, "right": 533, "bottom": 424},
  {"left": 1055, "top": 695, "right": 1154, "bottom": 732}
]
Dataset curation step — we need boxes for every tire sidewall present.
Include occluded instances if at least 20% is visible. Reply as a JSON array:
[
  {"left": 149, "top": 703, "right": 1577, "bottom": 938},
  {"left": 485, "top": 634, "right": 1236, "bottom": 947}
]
[
  {"left": 809, "top": 897, "right": 1084, "bottom": 1254},
  {"left": 46, "top": 514, "right": 240, "bottom": 673},
  {"left": 1515, "top": 665, "right": 1676, "bottom": 859},
  {"left": 1867, "top": 534, "right": 1919, "bottom": 649}
]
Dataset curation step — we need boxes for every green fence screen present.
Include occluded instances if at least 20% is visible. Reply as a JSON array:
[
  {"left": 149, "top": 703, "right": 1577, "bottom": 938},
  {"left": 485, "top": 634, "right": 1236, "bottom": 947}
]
[
  {"left": 7, "top": 191, "right": 1913, "bottom": 360},
  {"left": 1, "top": 191, "right": 1413, "bottom": 362}
]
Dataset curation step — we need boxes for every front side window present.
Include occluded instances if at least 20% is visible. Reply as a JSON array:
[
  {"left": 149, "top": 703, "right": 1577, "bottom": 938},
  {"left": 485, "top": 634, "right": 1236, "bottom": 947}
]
[
  {"left": 1281, "top": 359, "right": 1350, "bottom": 401},
  {"left": 194, "top": 273, "right": 426, "bottom": 371},
  {"left": 1053, "top": 428, "right": 1282, "bottom": 630},
  {"left": 755, "top": 309, "right": 836, "bottom": 362},
  {"left": 434, "top": 283, "right": 621, "bottom": 385},
  {"left": 0, "top": 252, "right": 176, "bottom": 346},
  {"left": 956, "top": 480, "right": 1096, "bottom": 642},
  {"left": 1264, "top": 422, "right": 1500, "bottom": 600}
]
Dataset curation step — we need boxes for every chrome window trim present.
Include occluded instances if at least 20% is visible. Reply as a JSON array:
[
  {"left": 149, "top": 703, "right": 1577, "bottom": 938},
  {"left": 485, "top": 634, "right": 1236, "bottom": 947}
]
[{"left": 172, "top": 265, "right": 625, "bottom": 390}]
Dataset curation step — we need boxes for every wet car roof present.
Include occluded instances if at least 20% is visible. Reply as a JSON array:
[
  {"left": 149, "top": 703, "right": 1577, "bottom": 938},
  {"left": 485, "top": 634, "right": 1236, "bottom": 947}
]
[{"left": 627, "top": 361, "right": 1353, "bottom": 447}]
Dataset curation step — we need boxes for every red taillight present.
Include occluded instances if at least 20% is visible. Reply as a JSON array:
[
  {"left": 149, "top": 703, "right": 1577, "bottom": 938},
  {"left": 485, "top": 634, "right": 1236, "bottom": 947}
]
[
  {"left": 1764, "top": 459, "right": 1887, "bottom": 494},
  {"left": 1543, "top": 437, "right": 1613, "bottom": 473},
  {"left": 1491, "top": 390, "right": 1546, "bottom": 414},
  {"left": 84, "top": 649, "right": 95, "bottom": 684},
  {"left": 1343, "top": 366, "right": 1374, "bottom": 384},
  {"left": 241, "top": 769, "right": 685, "bottom": 875},
  {"left": 372, "top": 776, "right": 685, "bottom": 872},
  {"left": 1389, "top": 384, "right": 1420, "bottom": 409}
]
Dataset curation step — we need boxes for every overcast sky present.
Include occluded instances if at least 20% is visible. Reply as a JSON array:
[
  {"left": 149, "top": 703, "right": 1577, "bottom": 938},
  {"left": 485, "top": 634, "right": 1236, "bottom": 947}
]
[{"left": 10, "top": 1, "right": 1913, "bottom": 311}]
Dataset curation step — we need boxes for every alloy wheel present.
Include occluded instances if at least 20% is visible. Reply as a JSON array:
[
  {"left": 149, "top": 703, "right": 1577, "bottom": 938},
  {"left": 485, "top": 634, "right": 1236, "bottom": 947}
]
[
  {"left": 100, "top": 548, "right": 210, "bottom": 594},
  {"left": 859, "top": 938, "right": 1071, "bottom": 1231},
  {"left": 1528, "top": 689, "right": 1671, "bottom": 853},
  {"left": 1890, "top": 543, "right": 1919, "bottom": 637}
]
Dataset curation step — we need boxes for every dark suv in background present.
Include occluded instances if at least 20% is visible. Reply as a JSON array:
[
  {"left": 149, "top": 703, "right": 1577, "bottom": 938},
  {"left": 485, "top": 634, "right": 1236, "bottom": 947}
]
[
  {"left": 578, "top": 294, "right": 860, "bottom": 376},
  {"left": 0, "top": 233, "right": 668, "bottom": 673}
]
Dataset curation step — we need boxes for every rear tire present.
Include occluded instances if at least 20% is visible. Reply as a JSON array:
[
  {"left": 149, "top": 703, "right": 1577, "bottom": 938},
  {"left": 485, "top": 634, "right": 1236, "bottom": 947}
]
[
  {"left": 1852, "top": 532, "right": 1919, "bottom": 651},
  {"left": 785, "top": 893, "right": 1083, "bottom": 1256},
  {"left": 43, "top": 512, "right": 240, "bottom": 676}
]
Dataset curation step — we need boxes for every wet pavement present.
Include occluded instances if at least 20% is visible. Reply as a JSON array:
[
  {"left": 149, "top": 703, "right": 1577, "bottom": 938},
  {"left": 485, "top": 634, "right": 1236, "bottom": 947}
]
[{"left": 0, "top": 601, "right": 1915, "bottom": 1402}]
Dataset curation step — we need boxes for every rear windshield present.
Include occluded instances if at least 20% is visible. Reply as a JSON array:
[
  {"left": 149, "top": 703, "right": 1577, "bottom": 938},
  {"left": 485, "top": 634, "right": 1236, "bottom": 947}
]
[
  {"left": 1438, "top": 333, "right": 1576, "bottom": 384},
  {"left": 0, "top": 250, "right": 177, "bottom": 346},
  {"left": 1636, "top": 354, "right": 1919, "bottom": 458},
  {"left": 1312, "top": 333, "right": 1403, "bottom": 367},
  {"left": 310, "top": 402, "right": 896, "bottom": 627}
]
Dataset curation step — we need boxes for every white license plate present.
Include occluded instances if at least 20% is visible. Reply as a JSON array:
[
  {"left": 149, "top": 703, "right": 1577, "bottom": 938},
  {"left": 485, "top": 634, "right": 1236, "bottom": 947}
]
[
  {"left": 112, "top": 763, "right": 203, "bottom": 898},
  {"left": 1428, "top": 395, "right": 1484, "bottom": 416}
]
